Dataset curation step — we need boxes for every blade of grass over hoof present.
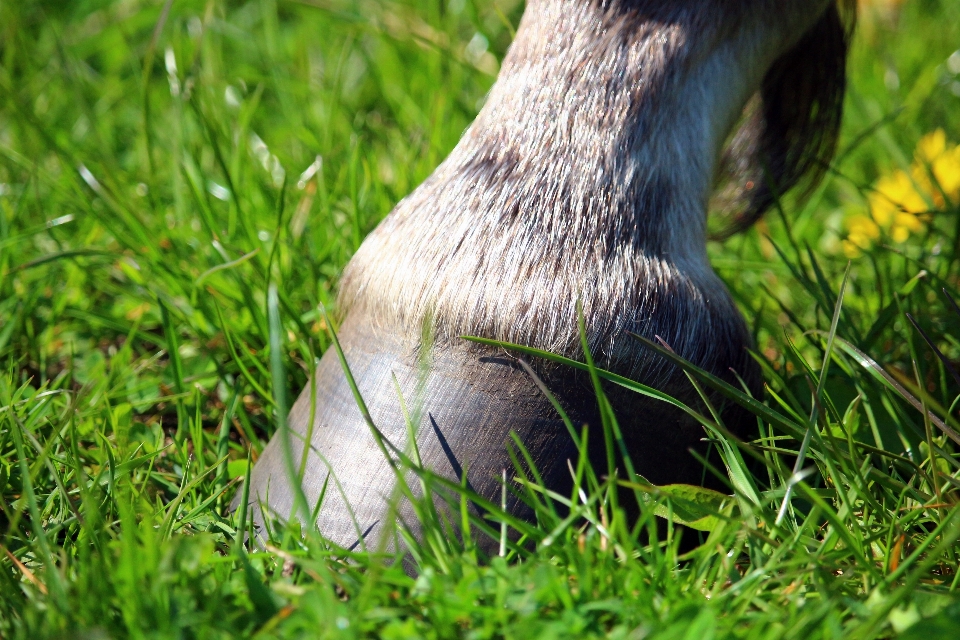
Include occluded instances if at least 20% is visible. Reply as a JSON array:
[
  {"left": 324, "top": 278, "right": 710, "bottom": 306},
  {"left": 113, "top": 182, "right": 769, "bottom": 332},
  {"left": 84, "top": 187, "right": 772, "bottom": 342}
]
[
  {"left": 625, "top": 333, "right": 807, "bottom": 438},
  {"left": 576, "top": 303, "right": 623, "bottom": 493},
  {"left": 299, "top": 342, "right": 320, "bottom": 483},
  {"left": 215, "top": 387, "right": 241, "bottom": 506},
  {"left": 391, "top": 373, "right": 433, "bottom": 512},
  {"left": 516, "top": 358, "right": 582, "bottom": 450},
  {"left": 235, "top": 446, "right": 253, "bottom": 549},
  {"left": 499, "top": 468, "right": 508, "bottom": 557},
  {"left": 653, "top": 336, "right": 763, "bottom": 507},
  {"left": 320, "top": 303, "right": 402, "bottom": 467},
  {"left": 314, "top": 314, "right": 544, "bottom": 550},
  {"left": 460, "top": 335, "right": 719, "bottom": 432},
  {"left": 503, "top": 434, "right": 555, "bottom": 519},
  {"left": 515, "top": 357, "right": 602, "bottom": 497},
  {"left": 318, "top": 305, "right": 503, "bottom": 557},
  {"left": 269, "top": 284, "right": 312, "bottom": 525}
]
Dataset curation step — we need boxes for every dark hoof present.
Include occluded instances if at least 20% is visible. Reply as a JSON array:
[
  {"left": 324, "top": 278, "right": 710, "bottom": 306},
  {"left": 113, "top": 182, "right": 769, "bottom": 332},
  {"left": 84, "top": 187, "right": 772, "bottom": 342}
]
[{"left": 236, "top": 314, "right": 751, "bottom": 553}]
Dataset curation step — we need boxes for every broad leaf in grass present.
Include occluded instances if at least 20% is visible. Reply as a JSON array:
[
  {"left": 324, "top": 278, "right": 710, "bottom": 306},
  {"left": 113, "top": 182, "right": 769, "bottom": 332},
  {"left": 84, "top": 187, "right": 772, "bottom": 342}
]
[
  {"left": 620, "top": 481, "right": 734, "bottom": 532},
  {"left": 895, "top": 601, "right": 960, "bottom": 639}
]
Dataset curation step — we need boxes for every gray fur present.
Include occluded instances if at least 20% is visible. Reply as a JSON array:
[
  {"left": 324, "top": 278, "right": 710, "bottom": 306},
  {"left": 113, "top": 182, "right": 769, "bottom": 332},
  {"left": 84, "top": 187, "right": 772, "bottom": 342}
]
[{"left": 339, "top": 0, "right": 838, "bottom": 380}]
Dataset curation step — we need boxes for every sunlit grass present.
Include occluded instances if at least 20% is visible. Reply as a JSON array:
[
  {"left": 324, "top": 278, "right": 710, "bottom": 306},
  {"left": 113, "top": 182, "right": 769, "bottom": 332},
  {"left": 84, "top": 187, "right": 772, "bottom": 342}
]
[{"left": 2, "top": 0, "right": 960, "bottom": 638}]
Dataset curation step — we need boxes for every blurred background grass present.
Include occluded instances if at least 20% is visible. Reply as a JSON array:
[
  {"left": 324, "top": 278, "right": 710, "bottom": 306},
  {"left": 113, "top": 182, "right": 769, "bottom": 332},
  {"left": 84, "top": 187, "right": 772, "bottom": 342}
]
[
  {"left": 0, "top": 0, "right": 522, "bottom": 447},
  {"left": 2, "top": 0, "right": 960, "bottom": 637}
]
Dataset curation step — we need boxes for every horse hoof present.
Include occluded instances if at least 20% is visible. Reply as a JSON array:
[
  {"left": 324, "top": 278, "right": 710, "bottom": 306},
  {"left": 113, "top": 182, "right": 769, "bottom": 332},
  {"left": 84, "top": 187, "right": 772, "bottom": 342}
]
[{"left": 236, "top": 312, "right": 751, "bottom": 553}]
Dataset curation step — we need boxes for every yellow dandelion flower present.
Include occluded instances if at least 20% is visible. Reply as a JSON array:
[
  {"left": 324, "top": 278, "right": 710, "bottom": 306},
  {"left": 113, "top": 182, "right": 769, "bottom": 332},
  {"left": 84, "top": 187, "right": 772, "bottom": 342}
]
[
  {"left": 842, "top": 240, "right": 864, "bottom": 259},
  {"left": 847, "top": 214, "right": 882, "bottom": 241},
  {"left": 843, "top": 129, "right": 957, "bottom": 256},
  {"left": 890, "top": 225, "right": 910, "bottom": 243},
  {"left": 911, "top": 128, "right": 960, "bottom": 206},
  {"left": 870, "top": 169, "right": 927, "bottom": 227},
  {"left": 893, "top": 211, "right": 924, "bottom": 233},
  {"left": 843, "top": 214, "right": 881, "bottom": 257},
  {"left": 916, "top": 129, "right": 947, "bottom": 164},
  {"left": 909, "top": 166, "right": 943, "bottom": 209},
  {"left": 930, "top": 145, "right": 960, "bottom": 203}
]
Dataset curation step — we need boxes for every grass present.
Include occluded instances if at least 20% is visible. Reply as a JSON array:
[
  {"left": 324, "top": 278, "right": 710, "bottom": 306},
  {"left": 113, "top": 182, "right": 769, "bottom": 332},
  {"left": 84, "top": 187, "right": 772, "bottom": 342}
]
[{"left": 2, "top": 0, "right": 960, "bottom": 637}]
